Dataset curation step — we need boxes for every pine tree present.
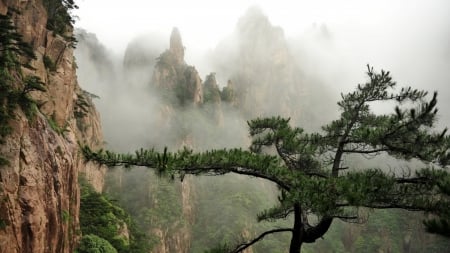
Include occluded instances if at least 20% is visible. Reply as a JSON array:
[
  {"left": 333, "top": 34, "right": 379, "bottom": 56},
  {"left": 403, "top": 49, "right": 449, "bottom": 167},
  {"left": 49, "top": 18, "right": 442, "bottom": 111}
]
[
  {"left": 0, "top": 11, "right": 42, "bottom": 165},
  {"left": 83, "top": 66, "right": 450, "bottom": 252}
]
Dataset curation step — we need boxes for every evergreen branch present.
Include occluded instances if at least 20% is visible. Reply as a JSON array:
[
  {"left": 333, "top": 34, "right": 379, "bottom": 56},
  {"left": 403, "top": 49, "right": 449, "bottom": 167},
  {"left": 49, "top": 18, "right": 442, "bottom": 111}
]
[{"left": 81, "top": 145, "right": 292, "bottom": 190}]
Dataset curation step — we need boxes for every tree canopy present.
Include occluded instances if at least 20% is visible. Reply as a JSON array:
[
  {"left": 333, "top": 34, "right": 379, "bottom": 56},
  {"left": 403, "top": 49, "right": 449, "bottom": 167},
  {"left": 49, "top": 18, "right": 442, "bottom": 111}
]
[{"left": 83, "top": 66, "right": 450, "bottom": 252}]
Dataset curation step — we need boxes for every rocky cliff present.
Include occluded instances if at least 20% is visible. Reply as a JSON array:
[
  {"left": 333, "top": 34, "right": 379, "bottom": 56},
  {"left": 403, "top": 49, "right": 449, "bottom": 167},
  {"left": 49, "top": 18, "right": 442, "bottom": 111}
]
[{"left": 0, "top": 1, "right": 104, "bottom": 252}]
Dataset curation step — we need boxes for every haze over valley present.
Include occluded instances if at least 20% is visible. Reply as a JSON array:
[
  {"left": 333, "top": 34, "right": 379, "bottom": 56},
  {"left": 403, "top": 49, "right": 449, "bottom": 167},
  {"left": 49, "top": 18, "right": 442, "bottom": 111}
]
[
  {"left": 0, "top": 1, "right": 449, "bottom": 252},
  {"left": 73, "top": 1, "right": 450, "bottom": 252}
]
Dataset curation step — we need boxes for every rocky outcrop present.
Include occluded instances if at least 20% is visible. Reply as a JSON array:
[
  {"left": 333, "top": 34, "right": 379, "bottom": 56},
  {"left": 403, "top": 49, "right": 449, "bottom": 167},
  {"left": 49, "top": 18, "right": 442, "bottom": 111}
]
[
  {"left": 169, "top": 27, "right": 185, "bottom": 65},
  {"left": 152, "top": 28, "right": 203, "bottom": 106},
  {"left": 203, "top": 73, "right": 223, "bottom": 124},
  {"left": 73, "top": 88, "right": 105, "bottom": 192},
  {"left": 0, "top": 1, "right": 105, "bottom": 252}
]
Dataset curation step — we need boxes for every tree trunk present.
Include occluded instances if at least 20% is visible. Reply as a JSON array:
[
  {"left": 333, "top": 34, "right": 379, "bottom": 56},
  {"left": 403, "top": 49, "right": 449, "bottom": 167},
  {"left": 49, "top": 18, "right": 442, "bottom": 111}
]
[{"left": 289, "top": 203, "right": 303, "bottom": 253}]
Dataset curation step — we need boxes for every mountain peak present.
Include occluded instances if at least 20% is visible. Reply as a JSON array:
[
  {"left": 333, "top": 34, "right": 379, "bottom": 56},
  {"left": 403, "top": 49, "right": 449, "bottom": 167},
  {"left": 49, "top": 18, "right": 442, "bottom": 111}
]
[{"left": 170, "top": 27, "right": 184, "bottom": 64}]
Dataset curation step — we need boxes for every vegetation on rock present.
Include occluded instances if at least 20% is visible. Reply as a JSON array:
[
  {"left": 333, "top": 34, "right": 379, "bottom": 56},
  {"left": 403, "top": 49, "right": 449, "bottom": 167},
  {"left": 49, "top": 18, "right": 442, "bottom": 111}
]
[
  {"left": 104, "top": 168, "right": 185, "bottom": 251},
  {"left": 76, "top": 234, "right": 118, "bottom": 253},
  {"left": 0, "top": 12, "right": 44, "bottom": 165},
  {"left": 43, "top": 54, "right": 57, "bottom": 72},
  {"left": 43, "top": 0, "right": 78, "bottom": 44},
  {"left": 203, "top": 73, "right": 221, "bottom": 104},
  {"left": 78, "top": 176, "right": 153, "bottom": 253}
]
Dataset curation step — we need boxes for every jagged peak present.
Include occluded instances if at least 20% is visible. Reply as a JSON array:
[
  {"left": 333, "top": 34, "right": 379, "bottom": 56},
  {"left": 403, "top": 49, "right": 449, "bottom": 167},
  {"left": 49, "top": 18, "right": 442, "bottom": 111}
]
[
  {"left": 169, "top": 27, "right": 184, "bottom": 64},
  {"left": 236, "top": 6, "right": 285, "bottom": 42},
  {"left": 204, "top": 73, "right": 218, "bottom": 88},
  {"left": 237, "top": 6, "right": 270, "bottom": 31}
]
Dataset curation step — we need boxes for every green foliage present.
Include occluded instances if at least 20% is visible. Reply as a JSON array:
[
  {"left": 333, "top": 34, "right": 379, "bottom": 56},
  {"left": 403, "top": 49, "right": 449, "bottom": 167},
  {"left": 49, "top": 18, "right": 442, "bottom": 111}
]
[
  {"left": 78, "top": 175, "right": 152, "bottom": 253},
  {"left": 0, "top": 218, "right": 7, "bottom": 230},
  {"left": 47, "top": 116, "right": 68, "bottom": 135},
  {"left": 77, "top": 234, "right": 117, "bottom": 253},
  {"left": 79, "top": 180, "right": 129, "bottom": 252},
  {"left": 143, "top": 179, "right": 184, "bottom": 227},
  {"left": 104, "top": 168, "right": 181, "bottom": 250},
  {"left": 424, "top": 218, "right": 450, "bottom": 237},
  {"left": 308, "top": 209, "right": 450, "bottom": 253},
  {"left": 61, "top": 210, "right": 70, "bottom": 223},
  {"left": 74, "top": 90, "right": 98, "bottom": 120},
  {"left": 203, "top": 73, "right": 221, "bottom": 104},
  {"left": 0, "top": 157, "right": 9, "bottom": 166},
  {"left": 126, "top": 220, "right": 157, "bottom": 253},
  {"left": 0, "top": 13, "right": 36, "bottom": 66},
  {"left": 43, "top": 55, "right": 57, "bottom": 72},
  {"left": 203, "top": 243, "right": 232, "bottom": 253},
  {"left": 191, "top": 175, "right": 290, "bottom": 253},
  {"left": 155, "top": 50, "right": 205, "bottom": 107},
  {"left": 19, "top": 75, "right": 45, "bottom": 119},
  {"left": 43, "top": 0, "right": 78, "bottom": 45},
  {"left": 0, "top": 12, "right": 43, "bottom": 166},
  {"left": 23, "top": 75, "right": 46, "bottom": 93},
  {"left": 220, "top": 81, "right": 237, "bottom": 104},
  {"left": 156, "top": 50, "right": 177, "bottom": 69},
  {"left": 175, "top": 66, "right": 197, "bottom": 106},
  {"left": 424, "top": 173, "right": 450, "bottom": 237}
]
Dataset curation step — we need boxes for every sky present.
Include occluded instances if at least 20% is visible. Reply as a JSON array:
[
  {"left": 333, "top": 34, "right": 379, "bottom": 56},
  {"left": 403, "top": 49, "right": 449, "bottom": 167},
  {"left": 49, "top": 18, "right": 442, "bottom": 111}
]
[
  {"left": 74, "top": 0, "right": 450, "bottom": 124},
  {"left": 74, "top": 0, "right": 449, "bottom": 53}
]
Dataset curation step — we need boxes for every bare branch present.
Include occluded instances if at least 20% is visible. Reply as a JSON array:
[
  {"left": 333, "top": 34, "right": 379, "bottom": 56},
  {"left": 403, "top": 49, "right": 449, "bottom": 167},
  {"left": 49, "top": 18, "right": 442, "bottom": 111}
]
[
  {"left": 181, "top": 166, "right": 292, "bottom": 191},
  {"left": 341, "top": 148, "right": 388, "bottom": 154},
  {"left": 231, "top": 228, "right": 293, "bottom": 253}
]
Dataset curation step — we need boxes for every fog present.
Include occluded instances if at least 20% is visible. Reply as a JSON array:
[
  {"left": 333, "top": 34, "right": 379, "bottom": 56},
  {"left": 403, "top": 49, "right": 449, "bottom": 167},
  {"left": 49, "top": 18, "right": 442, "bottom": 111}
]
[
  {"left": 73, "top": 1, "right": 450, "bottom": 251},
  {"left": 74, "top": 0, "right": 450, "bottom": 128},
  {"left": 74, "top": 28, "right": 251, "bottom": 151}
]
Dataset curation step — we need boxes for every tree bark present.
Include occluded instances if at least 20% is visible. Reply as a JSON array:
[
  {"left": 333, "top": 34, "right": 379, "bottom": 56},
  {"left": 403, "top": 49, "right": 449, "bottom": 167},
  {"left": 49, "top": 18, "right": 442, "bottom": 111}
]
[
  {"left": 288, "top": 203, "right": 334, "bottom": 253},
  {"left": 289, "top": 203, "right": 303, "bottom": 253}
]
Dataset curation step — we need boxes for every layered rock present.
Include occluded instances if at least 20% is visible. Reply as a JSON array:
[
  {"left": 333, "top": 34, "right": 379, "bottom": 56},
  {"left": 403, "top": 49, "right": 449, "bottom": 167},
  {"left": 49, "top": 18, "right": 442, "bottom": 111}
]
[{"left": 0, "top": 1, "right": 105, "bottom": 252}]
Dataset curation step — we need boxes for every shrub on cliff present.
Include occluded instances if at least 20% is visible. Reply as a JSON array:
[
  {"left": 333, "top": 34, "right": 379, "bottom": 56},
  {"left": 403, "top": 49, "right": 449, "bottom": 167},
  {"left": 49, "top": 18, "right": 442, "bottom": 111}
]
[
  {"left": 78, "top": 176, "right": 153, "bottom": 253},
  {"left": 77, "top": 234, "right": 117, "bottom": 253}
]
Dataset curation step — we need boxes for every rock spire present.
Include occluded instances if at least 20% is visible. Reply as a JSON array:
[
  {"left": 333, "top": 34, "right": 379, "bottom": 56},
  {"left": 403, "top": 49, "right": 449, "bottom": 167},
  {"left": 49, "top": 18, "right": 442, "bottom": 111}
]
[{"left": 170, "top": 27, "right": 185, "bottom": 64}]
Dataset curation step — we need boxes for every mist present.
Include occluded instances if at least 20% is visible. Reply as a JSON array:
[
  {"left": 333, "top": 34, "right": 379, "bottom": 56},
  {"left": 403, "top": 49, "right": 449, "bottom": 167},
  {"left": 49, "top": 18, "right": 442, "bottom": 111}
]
[
  {"left": 74, "top": 28, "right": 251, "bottom": 152},
  {"left": 73, "top": 1, "right": 450, "bottom": 252},
  {"left": 74, "top": 0, "right": 450, "bottom": 136}
]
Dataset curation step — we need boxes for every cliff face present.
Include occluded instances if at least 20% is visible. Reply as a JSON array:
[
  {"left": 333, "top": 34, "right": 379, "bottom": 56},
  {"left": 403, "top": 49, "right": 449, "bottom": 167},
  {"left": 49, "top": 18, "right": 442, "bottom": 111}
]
[
  {"left": 0, "top": 1, "right": 104, "bottom": 252},
  {"left": 150, "top": 178, "right": 194, "bottom": 253}
]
